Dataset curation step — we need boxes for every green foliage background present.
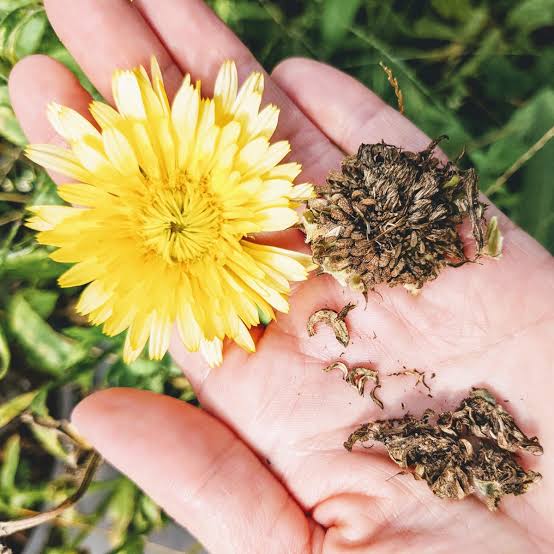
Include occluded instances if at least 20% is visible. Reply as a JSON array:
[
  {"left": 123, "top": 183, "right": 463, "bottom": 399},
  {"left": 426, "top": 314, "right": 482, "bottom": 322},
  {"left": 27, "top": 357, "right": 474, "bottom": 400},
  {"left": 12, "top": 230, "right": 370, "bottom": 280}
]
[{"left": 0, "top": 0, "right": 552, "bottom": 552}]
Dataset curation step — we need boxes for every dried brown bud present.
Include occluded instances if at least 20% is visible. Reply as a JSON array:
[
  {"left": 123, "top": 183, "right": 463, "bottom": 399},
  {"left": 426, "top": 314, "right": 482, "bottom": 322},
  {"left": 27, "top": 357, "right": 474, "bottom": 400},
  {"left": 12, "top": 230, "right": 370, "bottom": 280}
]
[{"left": 304, "top": 139, "right": 491, "bottom": 293}]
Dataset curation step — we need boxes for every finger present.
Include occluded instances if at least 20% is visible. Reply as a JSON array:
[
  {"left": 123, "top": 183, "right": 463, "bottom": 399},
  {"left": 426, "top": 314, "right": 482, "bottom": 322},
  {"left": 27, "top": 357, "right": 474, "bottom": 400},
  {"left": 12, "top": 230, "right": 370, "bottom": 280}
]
[
  {"left": 72, "top": 388, "right": 314, "bottom": 554},
  {"left": 8, "top": 55, "right": 93, "bottom": 183},
  {"left": 272, "top": 57, "right": 436, "bottom": 154},
  {"left": 44, "top": 0, "right": 182, "bottom": 100},
  {"left": 131, "top": 0, "right": 342, "bottom": 183}
]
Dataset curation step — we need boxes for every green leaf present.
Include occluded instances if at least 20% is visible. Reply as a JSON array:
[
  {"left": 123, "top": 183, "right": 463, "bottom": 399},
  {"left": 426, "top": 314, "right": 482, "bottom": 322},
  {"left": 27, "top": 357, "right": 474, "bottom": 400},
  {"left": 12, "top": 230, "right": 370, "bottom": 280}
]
[
  {"left": 63, "top": 325, "right": 111, "bottom": 349},
  {"left": 107, "top": 479, "right": 138, "bottom": 545},
  {"left": 137, "top": 494, "right": 162, "bottom": 529},
  {"left": 0, "top": 434, "right": 20, "bottom": 492},
  {"left": 126, "top": 358, "right": 159, "bottom": 376},
  {"left": 515, "top": 128, "right": 554, "bottom": 251},
  {"left": 7, "top": 292, "right": 88, "bottom": 375},
  {"left": 109, "top": 536, "right": 145, "bottom": 554},
  {"left": 0, "top": 4, "right": 46, "bottom": 64},
  {"left": 321, "top": 0, "right": 362, "bottom": 48},
  {"left": 0, "top": 104, "right": 26, "bottom": 145},
  {"left": 3, "top": 246, "right": 68, "bottom": 282},
  {"left": 412, "top": 16, "right": 458, "bottom": 40},
  {"left": 0, "top": 322, "right": 9, "bottom": 380},
  {"left": 431, "top": 0, "right": 473, "bottom": 20},
  {"left": 27, "top": 420, "right": 74, "bottom": 464},
  {"left": 22, "top": 288, "right": 59, "bottom": 319},
  {"left": 507, "top": 0, "right": 554, "bottom": 32},
  {"left": 0, "top": 0, "right": 41, "bottom": 11},
  {"left": 0, "top": 390, "right": 37, "bottom": 428},
  {"left": 477, "top": 89, "right": 554, "bottom": 185}
]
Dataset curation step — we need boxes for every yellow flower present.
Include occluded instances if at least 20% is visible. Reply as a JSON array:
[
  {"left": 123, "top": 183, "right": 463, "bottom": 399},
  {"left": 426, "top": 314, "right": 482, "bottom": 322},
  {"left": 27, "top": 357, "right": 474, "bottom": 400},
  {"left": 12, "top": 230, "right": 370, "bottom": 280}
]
[{"left": 26, "top": 58, "right": 314, "bottom": 367}]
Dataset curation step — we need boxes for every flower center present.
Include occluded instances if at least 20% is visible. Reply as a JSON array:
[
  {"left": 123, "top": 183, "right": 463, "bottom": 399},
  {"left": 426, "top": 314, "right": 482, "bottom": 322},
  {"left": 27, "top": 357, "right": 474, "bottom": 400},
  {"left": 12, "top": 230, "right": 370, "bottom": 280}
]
[{"left": 138, "top": 177, "right": 222, "bottom": 264}]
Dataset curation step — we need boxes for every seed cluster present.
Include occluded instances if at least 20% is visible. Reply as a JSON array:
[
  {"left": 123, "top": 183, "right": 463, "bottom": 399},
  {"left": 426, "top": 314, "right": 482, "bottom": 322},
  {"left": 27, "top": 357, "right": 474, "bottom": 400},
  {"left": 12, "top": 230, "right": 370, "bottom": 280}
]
[
  {"left": 345, "top": 388, "right": 543, "bottom": 510},
  {"left": 303, "top": 139, "right": 487, "bottom": 293}
]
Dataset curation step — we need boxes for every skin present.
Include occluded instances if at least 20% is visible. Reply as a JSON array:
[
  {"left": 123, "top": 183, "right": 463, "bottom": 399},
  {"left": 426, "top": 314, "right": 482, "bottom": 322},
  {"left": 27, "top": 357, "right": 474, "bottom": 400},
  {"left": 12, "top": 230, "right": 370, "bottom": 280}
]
[{"left": 8, "top": 1, "right": 554, "bottom": 552}]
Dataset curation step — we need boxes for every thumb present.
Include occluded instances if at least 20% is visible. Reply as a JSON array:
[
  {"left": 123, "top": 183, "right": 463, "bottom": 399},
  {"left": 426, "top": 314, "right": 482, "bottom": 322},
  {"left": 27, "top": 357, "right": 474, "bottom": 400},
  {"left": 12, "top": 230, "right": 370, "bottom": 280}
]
[{"left": 72, "top": 388, "right": 315, "bottom": 554}]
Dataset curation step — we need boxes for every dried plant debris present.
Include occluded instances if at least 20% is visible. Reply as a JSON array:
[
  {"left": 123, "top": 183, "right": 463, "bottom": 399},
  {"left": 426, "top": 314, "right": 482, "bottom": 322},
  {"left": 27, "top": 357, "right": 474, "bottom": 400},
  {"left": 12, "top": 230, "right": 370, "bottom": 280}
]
[
  {"left": 437, "top": 388, "right": 543, "bottom": 455},
  {"left": 303, "top": 139, "right": 501, "bottom": 294},
  {"left": 369, "top": 384, "right": 385, "bottom": 410},
  {"left": 379, "top": 62, "right": 404, "bottom": 114},
  {"left": 344, "top": 388, "right": 542, "bottom": 510},
  {"left": 482, "top": 215, "right": 503, "bottom": 258},
  {"left": 307, "top": 303, "right": 355, "bottom": 347},
  {"left": 323, "top": 361, "right": 384, "bottom": 409},
  {"left": 389, "top": 368, "right": 433, "bottom": 397}
]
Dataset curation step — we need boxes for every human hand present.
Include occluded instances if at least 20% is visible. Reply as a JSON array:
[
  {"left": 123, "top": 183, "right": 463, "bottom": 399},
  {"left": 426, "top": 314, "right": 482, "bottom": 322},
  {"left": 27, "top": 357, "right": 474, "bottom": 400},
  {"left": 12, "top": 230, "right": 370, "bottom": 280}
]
[{"left": 9, "top": 1, "right": 554, "bottom": 553}]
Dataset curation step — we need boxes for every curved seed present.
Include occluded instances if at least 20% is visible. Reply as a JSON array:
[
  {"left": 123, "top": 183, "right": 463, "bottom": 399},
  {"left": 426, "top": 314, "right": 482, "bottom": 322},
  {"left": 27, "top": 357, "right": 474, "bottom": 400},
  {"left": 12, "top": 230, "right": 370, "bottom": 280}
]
[{"left": 307, "top": 303, "right": 355, "bottom": 347}]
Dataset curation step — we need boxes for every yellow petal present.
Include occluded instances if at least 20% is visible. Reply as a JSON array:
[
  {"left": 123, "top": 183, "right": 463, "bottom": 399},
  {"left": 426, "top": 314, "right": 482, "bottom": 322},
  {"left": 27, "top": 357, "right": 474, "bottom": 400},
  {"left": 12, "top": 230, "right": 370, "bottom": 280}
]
[
  {"left": 25, "top": 144, "right": 92, "bottom": 182},
  {"left": 200, "top": 337, "right": 223, "bottom": 368},
  {"left": 150, "top": 56, "right": 171, "bottom": 115},
  {"left": 76, "top": 280, "right": 113, "bottom": 315},
  {"left": 246, "top": 104, "right": 279, "bottom": 141},
  {"left": 112, "top": 70, "right": 146, "bottom": 119},
  {"left": 256, "top": 207, "right": 298, "bottom": 231},
  {"left": 289, "top": 182, "right": 315, "bottom": 202},
  {"left": 103, "top": 127, "right": 140, "bottom": 176},
  {"left": 57, "top": 183, "right": 110, "bottom": 207},
  {"left": 26, "top": 205, "right": 77, "bottom": 231},
  {"left": 148, "top": 312, "right": 172, "bottom": 360},
  {"left": 214, "top": 60, "right": 238, "bottom": 118},
  {"left": 47, "top": 103, "right": 100, "bottom": 142},
  {"left": 171, "top": 75, "right": 200, "bottom": 166},
  {"left": 72, "top": 138, "right": 116, "bottom": 181},
  {"left": 59, "top": 259, "right": 101, "bottom": 287},
  {"left": 90, "top": 101, "right": 121, "bottom": 129}
]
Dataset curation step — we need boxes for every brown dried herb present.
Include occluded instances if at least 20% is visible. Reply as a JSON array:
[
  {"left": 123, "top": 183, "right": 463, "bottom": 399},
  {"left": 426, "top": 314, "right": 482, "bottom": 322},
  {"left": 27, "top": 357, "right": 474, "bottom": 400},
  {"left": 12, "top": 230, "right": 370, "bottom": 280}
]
[
  {"left": 344, "top": 388, "right": 542, "bottom": 510},
  {"left": 437, "top": 388, "right": 543, "bottom": 455},
  {"left": 323, "top": 361, "right": 383, "bottom": 409},
  {"left": 303, "top": 139, "right": 494, "bottom": 293},
  {"left": 389, "top": 368, "right": 433, "bottom": 397},
  {"left": 307, "top": 303, "right": 355, "bottom": 347}
]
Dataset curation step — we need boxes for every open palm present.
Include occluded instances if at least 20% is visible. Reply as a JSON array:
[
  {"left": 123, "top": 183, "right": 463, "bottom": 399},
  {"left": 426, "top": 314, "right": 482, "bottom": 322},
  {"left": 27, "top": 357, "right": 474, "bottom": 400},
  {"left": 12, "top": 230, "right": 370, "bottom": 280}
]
[{"left": 9, "top": 1, "right": 554, "bottom": 552}]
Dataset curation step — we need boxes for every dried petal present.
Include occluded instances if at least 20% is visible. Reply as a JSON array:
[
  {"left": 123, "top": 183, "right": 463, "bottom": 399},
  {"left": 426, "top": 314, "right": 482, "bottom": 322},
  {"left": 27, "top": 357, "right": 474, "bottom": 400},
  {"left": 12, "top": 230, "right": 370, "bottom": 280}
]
[
  {"left": 307, "top": 303, "right": 355, "bottom": 347},
  {"left": 369, "top": 384, "right": 384, "bottom": 410},
  {"left": 482, "top": 215, "right": 503, "bottom": 258},
  {"left": 346, "top": 366, "right": 379, "bottom": 396},
  {"left": 322, "top": 361, "right": 348, "bottom": 378}
]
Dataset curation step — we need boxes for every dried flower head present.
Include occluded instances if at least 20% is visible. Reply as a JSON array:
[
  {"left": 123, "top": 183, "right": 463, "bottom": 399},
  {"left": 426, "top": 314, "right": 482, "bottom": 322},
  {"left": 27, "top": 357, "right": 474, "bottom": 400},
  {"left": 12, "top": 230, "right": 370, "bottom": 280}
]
[
  {"left": 26, "top": 59, "right": 314, "bottom": 367},
  {"left": 344, "top": 388, "right": 542, "bottom": 510},
  {"left": 303, "top": 139, "right": 490, "bottom": 293}
]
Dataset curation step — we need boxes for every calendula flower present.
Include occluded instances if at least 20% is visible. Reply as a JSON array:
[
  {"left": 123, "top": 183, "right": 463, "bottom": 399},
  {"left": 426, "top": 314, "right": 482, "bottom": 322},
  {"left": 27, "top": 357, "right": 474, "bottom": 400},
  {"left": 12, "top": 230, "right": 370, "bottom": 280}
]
[{"left": 26, "top": 58, "right": 314, "bottom": 367}]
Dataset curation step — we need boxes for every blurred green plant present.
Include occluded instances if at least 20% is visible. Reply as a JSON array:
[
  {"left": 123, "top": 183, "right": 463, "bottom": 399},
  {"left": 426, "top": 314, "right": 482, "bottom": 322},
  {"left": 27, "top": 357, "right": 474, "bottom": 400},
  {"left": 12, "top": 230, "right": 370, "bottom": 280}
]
[{"left": 0, "top": 0, "right": 552, "bottom": 552}]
